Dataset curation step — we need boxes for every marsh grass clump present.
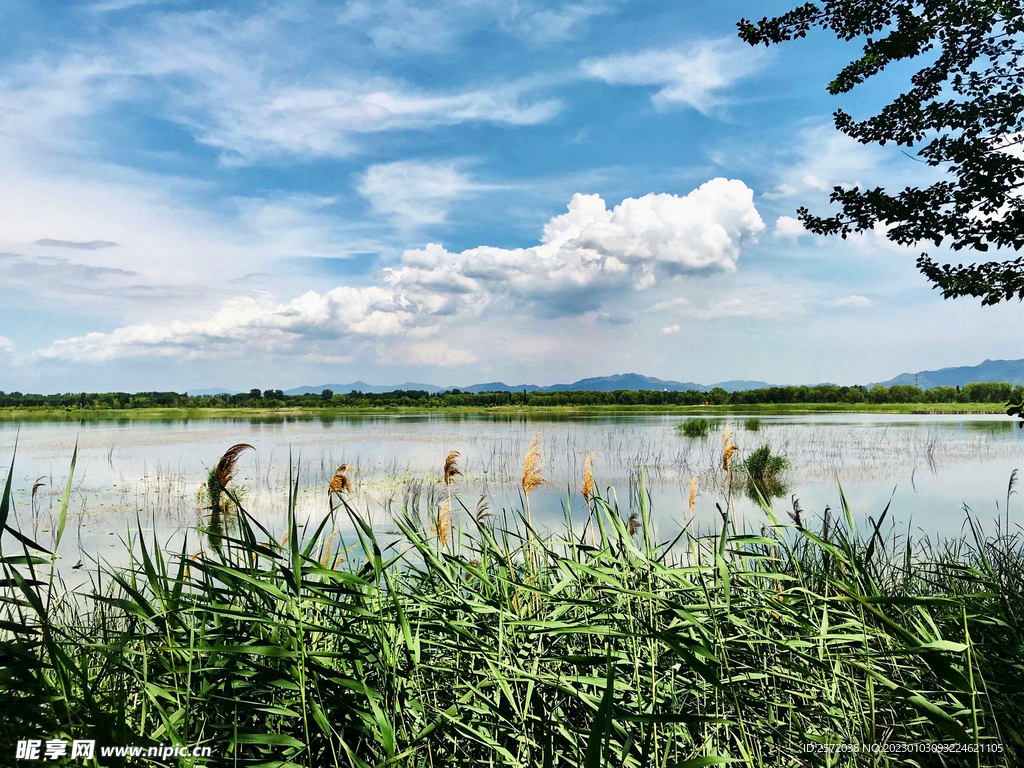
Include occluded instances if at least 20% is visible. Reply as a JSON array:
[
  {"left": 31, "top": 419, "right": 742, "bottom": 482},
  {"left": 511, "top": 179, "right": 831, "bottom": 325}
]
[
  {"left": 743, "top": 417, "right": 762, "bottom": 432},
  {"left": 677, "top": 417, "right": 712, "bottom": 439},
  {"left": 3, "top": 452, "right": 1024, "bottom": 768},
  {"left": 742, "top": 443, "right": 789, "bottom": 482}
]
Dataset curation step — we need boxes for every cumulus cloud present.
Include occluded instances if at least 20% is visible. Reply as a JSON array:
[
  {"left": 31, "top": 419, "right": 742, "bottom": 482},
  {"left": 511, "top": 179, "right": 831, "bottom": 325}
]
[
  {"left": 582, "top": 39, "right": 765, "bottom": 113},
  {"left": 35, "top": 180, "right": 764, "bottom": 363},
  {"left": 773, "top": 215, "right": 806, "bottom": 239},
  {"left": 832, "top": 294, "right": 870, "bottom": 307},
  {"left": 0, "top": 336, "right": 14, "bottom": 353},
  {"left": 358, "top": 160, "right": 484, "bottom": 227},
  {"left": 661, "top": 324, "right": 680, "bottom": 334},
  {"left": 387, "top": 178, "right": 764, "bottom": 315}
]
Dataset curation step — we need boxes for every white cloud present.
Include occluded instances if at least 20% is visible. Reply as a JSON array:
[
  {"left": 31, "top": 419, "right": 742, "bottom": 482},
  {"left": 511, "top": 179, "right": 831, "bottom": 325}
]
[
  {"left": 506, "top": 2, "right": 612, "bottom": 43},
  {"left": 340, "top": 0, "right": 613, "bottom": 52},
  {"left": 0, "top": 336, "right": 14, "bottom": 353},
  {"left": 0, "top": 9, "right": 562, "bottom": 165},
  {"left": 773, "top": 215, "right": 806, "bottom": 239},
  {"left": 358, "top": 160, "right": 483, "bottom": 227},
  {"left": 0, "top": 149, "right": 385, "bottom": 307},
  {"left": 199, "top": 82, "right": 560, "bottom": 163},
  {"left": 832, "top": 294, "right": 870, "bottom": 307},
  {"left": 35, "top": 288, "right": 427, "bottom": 363},
  {"left": 582, "top": 39, "right": 765, "bottom": 113},
  {"left": 300, "top": 353, "right": 355, "bottom": 365},
  {"left": 392, "top": 341, "right": 477, "bottom": 367},
  {"left": 768, "top": 124, "right": 887, "bottom": 197},
  {"left": 762, "top": 183, "right": 798, "bottom": 200},
  {"left": 33, "top": 180, "right": 764, "bottom": 363},
  {"left": 387, "top": 178, "right": 765, "bottom": 315},
  {"left": 653, "top": 296, "right": 689, "bottom": 310},
  {"left": 661, "top": 324, "right": 680, "bottom": 334}
]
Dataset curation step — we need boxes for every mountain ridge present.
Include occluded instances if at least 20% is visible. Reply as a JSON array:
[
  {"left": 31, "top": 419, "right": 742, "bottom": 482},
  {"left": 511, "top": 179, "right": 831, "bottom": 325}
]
[
  {"left": 279, "top": 373, "right": 772, "bottom": 396},
  {"left": 188, "top": 358, "right": 1024, "bottom": 397},
  {"left": 874, "top": 358, "right": 1024, "bottom": 389}
]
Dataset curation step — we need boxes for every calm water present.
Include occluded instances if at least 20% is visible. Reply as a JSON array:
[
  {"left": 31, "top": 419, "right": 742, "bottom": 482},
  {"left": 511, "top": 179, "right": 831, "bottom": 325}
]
[{"left": 2, "top": 412, "right": 1022, "bottom": 582}]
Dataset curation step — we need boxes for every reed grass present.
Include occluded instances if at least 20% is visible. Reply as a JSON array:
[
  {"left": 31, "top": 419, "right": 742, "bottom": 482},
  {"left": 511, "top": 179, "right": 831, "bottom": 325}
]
[
  {"left": 677, "top": 417, "right": 713, "bottom": 438},
  {"left": 742, "top": 443, "right": 789, "bottom": 483},
  {"left": 1, "top": 451, "right": 1023, "bottom": 767}
]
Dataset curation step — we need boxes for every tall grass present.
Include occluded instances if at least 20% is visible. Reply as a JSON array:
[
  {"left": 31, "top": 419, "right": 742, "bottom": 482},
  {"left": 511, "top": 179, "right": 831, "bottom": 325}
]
[{"left": 1, "top": 450, "right": 1022, "bottom": 766}]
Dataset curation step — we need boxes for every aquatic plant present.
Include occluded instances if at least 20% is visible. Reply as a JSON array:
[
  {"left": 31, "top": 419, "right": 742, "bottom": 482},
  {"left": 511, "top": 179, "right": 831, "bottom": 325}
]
[
  {"left": 743, "top": 417, "right": 762, "bottom": 432},
  {"left": 2, "top": 452, "right": 1024, "bottom": 767},
  {"left": 742, "top": 443, "right": 789, "bottom": 483},
  {"left": 677, "top": 417, "right": 712, "bottom": 438}
]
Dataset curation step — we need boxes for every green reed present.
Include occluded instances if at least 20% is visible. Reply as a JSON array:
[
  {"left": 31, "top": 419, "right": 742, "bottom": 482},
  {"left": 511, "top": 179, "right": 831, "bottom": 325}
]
[{"left": 1, "top": 454, "right": 1022, "bottom": 767}]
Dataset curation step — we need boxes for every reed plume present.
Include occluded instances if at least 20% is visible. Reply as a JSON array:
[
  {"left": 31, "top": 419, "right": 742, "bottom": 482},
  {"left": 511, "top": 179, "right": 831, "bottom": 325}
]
[
  {"left": 687, "top": 475, "right": 700, "bottom": 558},
  {"left": 789, "top": 495, "right": 805, "bottom": 529},
  {"left": 522, "top": 433, "right": 548, "bottom": 495},
  {"left": 433, "top": 498, "right": 453, "bottom": 547},
  {"left": 329, "top": 465, "right": 354, "bottom": 495},
  {"left": 581, "top": 453, "right": 596, "bottom": 502},
  {"left": 1008, "top": 469, "right": 1018, "bottom": 520},
  {"left": 582, "top": 452, "right": 596, "bottom": 545},
  {"left": 31, "top": 476, "right": 45, "bottom": 501},
  {"left": 320, "top": 531, "right": 338, "bottom": 567},
  {"left": 722, "top": 424, "right": 737, "bottom": 471},
  {"left": 474, "top": 495, "right": 491, "bottom": 524},
  {"left": 521, "top": 433, "right": 547, "bottom": 573},
  {"left": 216, "top": 444, "right": 254, "bottom": 489},
  {"left": 206, "top": 444, "right": 254, "bottom": 549},
  {"left": 443, "top": 451, "right": 461, "bottom": 485}
]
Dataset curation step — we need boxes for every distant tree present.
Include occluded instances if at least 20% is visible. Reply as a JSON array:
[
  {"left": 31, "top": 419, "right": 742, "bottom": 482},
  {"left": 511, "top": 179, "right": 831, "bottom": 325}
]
[
  {"left": 738, "top": 2, "right": 1024, "bottom": 305},
  {"left": 320, "top": 389, "right": 334, "bottom": 402},
  {"left": 249, "top": 389, "right": 262, "bottom": 400},
  {"left": 867, "top": 385, "right": 890, "bottom": 404}
]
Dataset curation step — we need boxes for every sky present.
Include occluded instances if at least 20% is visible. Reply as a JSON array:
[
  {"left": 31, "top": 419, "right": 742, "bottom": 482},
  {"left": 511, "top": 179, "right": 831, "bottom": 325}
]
[{"left": 0, "top": 0, "right": 1020, "bottom": 394}]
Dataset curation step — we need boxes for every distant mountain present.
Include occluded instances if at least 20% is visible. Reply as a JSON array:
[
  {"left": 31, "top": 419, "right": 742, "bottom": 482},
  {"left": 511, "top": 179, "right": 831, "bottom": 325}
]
[
  {"left": 460, "top": 382, "right": 541, "bottom": 393},
  {"left": 279, "top": 373, "right": 775, "bottom": 396},
  {"left": 875, "top": 358, "right": 1024, "bottom": 389},
  {"left": 284, "top": 382, "right": 446, "bottom": 395}
]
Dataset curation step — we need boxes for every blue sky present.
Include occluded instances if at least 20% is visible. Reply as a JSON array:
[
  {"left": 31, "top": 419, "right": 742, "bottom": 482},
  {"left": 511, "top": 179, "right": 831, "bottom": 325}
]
[{"left": 0, "top": 0, "right": 1018, "bottom": 393}]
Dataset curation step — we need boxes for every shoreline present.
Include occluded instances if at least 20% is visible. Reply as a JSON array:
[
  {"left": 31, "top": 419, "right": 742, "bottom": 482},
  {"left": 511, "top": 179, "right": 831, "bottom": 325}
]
[{"left": 0, "top": 401, "right": 1011, "bottom": 421}]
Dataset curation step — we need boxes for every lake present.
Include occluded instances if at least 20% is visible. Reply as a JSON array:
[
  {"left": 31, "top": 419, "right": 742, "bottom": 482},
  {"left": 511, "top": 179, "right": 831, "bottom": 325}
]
[{"left": 2, "top": 411, "right": 1022, "bottom": 582}]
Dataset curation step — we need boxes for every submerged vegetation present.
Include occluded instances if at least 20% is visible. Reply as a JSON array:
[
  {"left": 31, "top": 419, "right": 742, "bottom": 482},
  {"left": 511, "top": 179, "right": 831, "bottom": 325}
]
[{"left": 1, "top": 432, "right": 1023, "bottom": 767}]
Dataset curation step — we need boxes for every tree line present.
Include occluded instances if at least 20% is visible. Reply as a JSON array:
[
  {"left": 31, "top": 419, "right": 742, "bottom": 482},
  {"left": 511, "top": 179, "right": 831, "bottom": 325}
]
[{"left": 0, "top": 381, "right": 1021, "bottom": 411}]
